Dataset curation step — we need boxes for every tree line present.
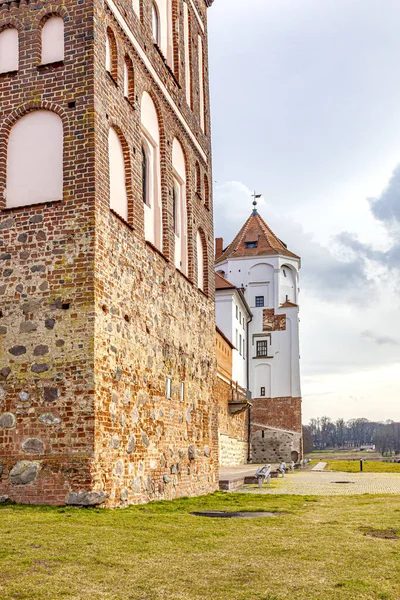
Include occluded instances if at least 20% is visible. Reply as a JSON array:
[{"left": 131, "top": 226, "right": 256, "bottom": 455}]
[{"left": 303, "top": 417, "right": 400, "bottom": 456}]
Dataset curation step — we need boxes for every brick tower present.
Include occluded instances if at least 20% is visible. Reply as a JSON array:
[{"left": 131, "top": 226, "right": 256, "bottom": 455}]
[
  {"left": 0, "top": 0, "right": 217, "bottom": 507},
  {"left": 215, "top": 202, "right": 303, "bottom": 464}
]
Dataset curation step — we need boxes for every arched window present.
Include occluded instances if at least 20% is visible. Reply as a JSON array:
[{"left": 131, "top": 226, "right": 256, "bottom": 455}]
[
  {"left": 196, "top": 229, "right": 205, "bottom": 292},
  {"left": 279, "top": 265, "right": 297, "bottom": 305},
  {"left": 41, "top": 16, "right": 64, "bottom": 65},
  {"left": 6, "top": 111, "right": 63, "bottom": 208},
  {"left": 123, "top": 56, "right": 134, "bottom": 103},
  {"left": 108, "top": 127, "right": 128, "bottom": 222},
  {"left": 204, "top": 173, "right": 210, "bottom": 209},
  {"left": 195, "top": 162, "right": 201, "bottom": 197},
  {"left": 172, "top": 139, "right": 188, "bottom": 275},
  {"left": 198, "top": 35, "right": 205, "bottom": 132},
  {"left": 152, "top": 3, "right": 160, "bottom": 45},
  {"left": 0, "top": 28, "right": 19, "bottom": 74},
  {"left": 106, "top": 27, "right": 118, "bottom": 81},
  {"left": 141, "top": 92, "right": 162, "bottom": 249}
]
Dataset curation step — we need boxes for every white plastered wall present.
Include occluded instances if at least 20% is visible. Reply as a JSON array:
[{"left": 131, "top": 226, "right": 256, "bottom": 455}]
[
  {"left": 0, "top": 28, "right": 19, "bottom": 73},
  {"left": 108, "top": 128, "right": 128, "bottom": 222},
  {"left": 6, "top": 111, "right": 63, "bottom": 208},
  {"left": 141, "top": 92, "right": 162, "bottom": 250},
  {"left": 172, "top": 139, "right": 188, "bottom": 274},
  {"left": 41, "top": 17, "right": 64, "bottom": 65}
]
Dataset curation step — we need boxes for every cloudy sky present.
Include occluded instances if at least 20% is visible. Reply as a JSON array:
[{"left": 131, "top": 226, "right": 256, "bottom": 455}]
[{"left": 208, "top": 0, "right": 400, "bottom": 423}]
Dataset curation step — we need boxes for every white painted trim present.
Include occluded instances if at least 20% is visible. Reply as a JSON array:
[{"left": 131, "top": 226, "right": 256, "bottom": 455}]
[
  {"left": 188, "top": 0, "right": 205, "bottom": 33},
  {"left": 105, "top": 0, "right": 207, "bottom": 163},
  {"left": 252, "top": 422, "right": 300, "bottom": 435}
]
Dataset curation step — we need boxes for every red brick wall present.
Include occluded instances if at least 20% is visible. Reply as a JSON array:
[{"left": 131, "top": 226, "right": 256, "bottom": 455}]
[{"left": 251, "top": 397, "right": 302, "bottom": 434}]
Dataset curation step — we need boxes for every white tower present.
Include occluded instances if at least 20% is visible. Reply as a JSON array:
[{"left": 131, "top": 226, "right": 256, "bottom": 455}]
[{"left": 215, "top": 201, "right": 302, "bottom": 463}]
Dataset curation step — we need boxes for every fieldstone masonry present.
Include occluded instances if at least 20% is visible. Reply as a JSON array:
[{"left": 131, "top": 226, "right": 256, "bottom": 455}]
[{"left": 0, "top": 0, "right": 218, "bottom": 507}]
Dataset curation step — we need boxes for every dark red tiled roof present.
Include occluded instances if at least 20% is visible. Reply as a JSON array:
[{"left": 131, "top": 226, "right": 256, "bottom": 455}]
[
  {"left": 215, "top": 272, "right": 236, "bottom": 290},
  {"left": 216, "top": 212, "right": 300, "bottom": 263}
]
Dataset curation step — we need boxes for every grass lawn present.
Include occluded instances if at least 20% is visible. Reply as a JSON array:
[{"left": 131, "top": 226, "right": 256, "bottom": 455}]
[
  {"left": 1, "top": 492, "right": 400, "bottom": 600},
  {"left": 307, "top": 450, "right": 383, "bottom": 461},
  {"left": 326, "top": 461, "right": 400, "bottom": 473}
]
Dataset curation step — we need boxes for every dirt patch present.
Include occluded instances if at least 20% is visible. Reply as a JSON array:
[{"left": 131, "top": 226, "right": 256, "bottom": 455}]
[
  {"left": 190, "top": 511, "right": 282, "bottom": 519},
  {"left": 331, "top": 481, "right": 355, "bottom": 484},
  {"left": 360, "top": 527, "right": 399, "bottom": 540}
]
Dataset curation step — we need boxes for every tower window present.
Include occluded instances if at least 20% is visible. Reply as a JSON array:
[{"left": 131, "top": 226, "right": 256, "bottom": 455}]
[
  {"left": 255, "top": 296, "right": 264, "bottom": 307},
  {"left": 245, "top": 241, "right": 258, "bottom": 248},
  {"left": 41, "top": 16, "right": 64, "bottom": 65},
  {"left": 256, "top": 340, "right": 269, "bottom": 358},
  {"left": 0, "top": 28, "right": 19, "bottom": 74},
  {"left": 152, "top": 2, "right": 160, "bottom": 45},
  {"left": 260, "top": 387, "right": 266, "bottom": 397}
]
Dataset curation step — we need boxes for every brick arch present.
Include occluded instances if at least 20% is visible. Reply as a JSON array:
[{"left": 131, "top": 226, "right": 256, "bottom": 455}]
[
  {"left": 139, "top": 88, "right": 168, "bottom": 254},
  {"left": 34, "top": 5, "right": 69, "bottom": 66},
  {"left": 0, "top": 19, "right": 24, "bottom": 35},
  {"left": 0, "top": 102, "right": 69, "bottom": 210},
  {"left": 108, "top": 121, "right": 133, "bottom": 226}
]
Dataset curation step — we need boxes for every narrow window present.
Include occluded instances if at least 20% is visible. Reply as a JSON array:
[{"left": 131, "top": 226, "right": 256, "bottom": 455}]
[
  {"left": 108, "top": 128, "right": 128, "bottom": 222},
  {"left": 6, "top": 111, "right": 63, "bottom": 208},
  {"left": 243, "top": 338, "right": 246, "bottom": 359},
  {"left": 196, "top": 229, "right": 205, "bottom": 291},
  {"left": 106, "top": 28, "right": 118, "bottom": 81},
  {"left": 236, "top": 306, "right": 238, "bottom": 320},
  {"left": 180, "top": 381, "right": 185, "bottom": 402},
  {"left": 235, "top": 329, "right": 238, "bottom": 348},
  {"left": 183, "top": 1, "right": 191, "bottom": 107},
  {"left": 142, "top": 144, "right": 149, "bottom": 205},
  {"left": 152, "top": 2, "right": 160, "bottom": 45},
  {"left": 260, "top": 387, "right": 266, "bottom": 397},
  {"left": 172, "top": 139, "right": 188, "bottom": 274},
  {"left": 255, "top": 296, "right": 264, "bottom": 308},
  {"left": 166, "top": 377, "right": 172, "bottom": 399},
  {"left": 239, "top": 310, "right": 242, "bottom": 323},
  {"left": 124, "top": 56, "right": 134, "bottom": 102},
  {"left": 41, "top": 16, "right": 64, "bottom": 65},
  {"left": 141, "top": 92, "right": 162, "bottom": 249},
  {"left": 256, "top": 340, "right": 268, "bottom": 358},
  {"left": 198, "top": 35, "right": 205, "bottom": 131},
  {"left": 0, "top": 28, "right": 19, "bottom": 74},
  {"left": 239, "top": 334, "right": 242, "bottom": 356}
]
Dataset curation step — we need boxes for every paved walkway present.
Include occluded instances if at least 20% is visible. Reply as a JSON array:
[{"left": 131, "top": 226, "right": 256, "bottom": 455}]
[
  {"left": 237, "top": 470, "right": 400, "bottom": 496},
  {"left": 312, "top": 462, "right": 327, "bottom": 471}
]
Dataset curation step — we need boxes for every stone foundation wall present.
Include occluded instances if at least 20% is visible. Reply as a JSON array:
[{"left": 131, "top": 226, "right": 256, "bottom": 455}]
[{"left": 250, "top": 397, "right": 302, "bottom": 463}]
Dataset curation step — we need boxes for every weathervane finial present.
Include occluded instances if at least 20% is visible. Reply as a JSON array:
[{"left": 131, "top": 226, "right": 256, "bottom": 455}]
[{"left": 251, "top": 191, "right": 262, "bottom": 216}]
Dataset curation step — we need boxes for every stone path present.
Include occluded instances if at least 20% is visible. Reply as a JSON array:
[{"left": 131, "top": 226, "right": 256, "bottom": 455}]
[{"left": 237, "top": 470, "right": 400, "bottom": 496}]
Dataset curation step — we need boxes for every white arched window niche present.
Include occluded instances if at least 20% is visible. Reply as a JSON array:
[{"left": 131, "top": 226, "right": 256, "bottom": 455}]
[
  {"left": 0, "top": 28, "right": 19, "bottom": 74},
  {"left": 196, "top": 229, "right": 206, "bottom": 292},
  {"left": 108, "top": 127, "right": 129, "bottom": 222},
  {"left": 279, "top": 265, "right": 297, "bottom": 305},
  {"left": 141, "top": 92, "right": 162, "bottom": 250},
  {"left": 106, "top": 28, "right": 117, "bottom": 80},
  {"left": 151, "top": 0, "right": 174, "bottom": 68},
  {"left": 152, "top": 2, "right": 160, "bottom": 45},
  {"left": 172, "top": 139, "right": 188, "bottom": 275},
  {"left": 198, "top": 35, "right": 205, "bottom": 132},
  {"left": 41, "top": 16, "right": 64, "bottom": 65},
  {"left": 6, "top": 110, "right": 63, "bottom": 208}
]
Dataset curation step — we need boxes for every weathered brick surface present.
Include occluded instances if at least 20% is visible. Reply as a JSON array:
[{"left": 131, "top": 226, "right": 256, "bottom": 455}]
[
  {"left": 0, "top": 0, "right": 217, "bottom": 506},
  {"left": 250, "top": 397, "right": 302, "bottom": 463}
]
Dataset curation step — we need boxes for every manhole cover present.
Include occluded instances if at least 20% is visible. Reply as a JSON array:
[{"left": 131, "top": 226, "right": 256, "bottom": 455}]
[
  {"left": 332, "top": 481, "right": 355, "bottom": 484},
  {"left": 190, "top": 511, "right": 281, "bottom": 519}
]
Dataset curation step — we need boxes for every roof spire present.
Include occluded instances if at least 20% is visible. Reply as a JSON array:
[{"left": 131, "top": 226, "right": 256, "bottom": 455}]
[{"left": 251, "top": 191, "right": 262, "bottom": 216}]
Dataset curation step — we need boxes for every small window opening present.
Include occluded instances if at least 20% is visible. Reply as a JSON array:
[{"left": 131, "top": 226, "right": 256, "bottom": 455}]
[
  {"left": 245, "top": 241, "right": 258, "bottom": 249},
  {"left": 142, "top": 144, "right": 149, "bottom": 205},
  {"left": 256, "top": 340, "right": 268, "bottom": 358},
  {"left": 180, "top": 381, "right": 185, "bottom": 402},
  {"left": 255, "top": 296, "right": 264, "bottom": 308},
  {"left": 166, "top": 377, "right": 172, "bottom": 399},
  {"left": 260, "top": 387, "right": 266, "bottom": 397},
  {"left": 152, "top": 3, "right": 160, "bottom": 45}
]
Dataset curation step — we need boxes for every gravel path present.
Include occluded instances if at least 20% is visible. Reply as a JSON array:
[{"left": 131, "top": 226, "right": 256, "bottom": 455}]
[{"left": 237, "top": 470, "right": 400, "bottom": 495}]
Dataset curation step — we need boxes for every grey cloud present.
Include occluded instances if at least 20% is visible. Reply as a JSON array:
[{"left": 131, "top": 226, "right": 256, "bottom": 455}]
[
  {"left": 370, "top": 164, "right": 400, "bottom": 223},
  {"left": 361, "top": 330, "right": 400, "bottom": 346}
]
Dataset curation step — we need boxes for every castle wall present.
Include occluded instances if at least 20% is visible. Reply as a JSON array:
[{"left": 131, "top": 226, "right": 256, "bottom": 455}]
[
  {"left": 0, "top": 0, "right": 96, "bottom": 504},
  {"left": 89, "top": 0, "right": 218, "bottom": 506}
]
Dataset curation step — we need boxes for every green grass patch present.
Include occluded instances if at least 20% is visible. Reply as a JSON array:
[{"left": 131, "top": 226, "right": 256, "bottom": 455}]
[
  {"left": 327, "top": 460, "right": 400, "bottom": 473},
  {"left": 0, "top": 492, "right": 400, "bottom": 599}
]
